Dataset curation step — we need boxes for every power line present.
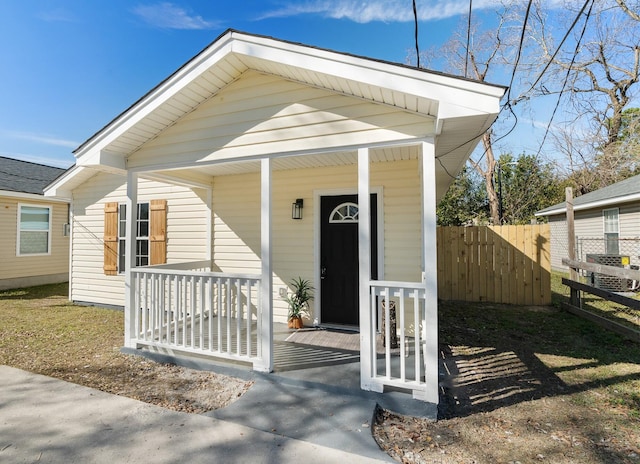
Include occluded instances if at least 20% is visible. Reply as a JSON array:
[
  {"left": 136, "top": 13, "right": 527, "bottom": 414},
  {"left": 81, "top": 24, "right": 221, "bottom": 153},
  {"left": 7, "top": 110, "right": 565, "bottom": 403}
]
[
  {"left": 465, "top": 0, "right": 473, "bottom": 78},
  {"left": 436, "top": 0, "right": 595, "bottom": 178},
  {"left": 413, "top": 0, "right": 420, "bottom": 67},
  {"left": 536, "top": 0, "right": 595, "bottom": 157},
  {"left": 506, "top": 0, "right": 533, "bottom": 105},
  {"left": 513, "top": 0, "right": 592, "bottom": 105}
]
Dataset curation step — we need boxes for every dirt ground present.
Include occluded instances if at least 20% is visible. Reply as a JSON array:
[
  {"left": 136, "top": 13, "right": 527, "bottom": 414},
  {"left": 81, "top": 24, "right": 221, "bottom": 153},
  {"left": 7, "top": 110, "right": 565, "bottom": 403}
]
[{"left": 371, "top": 303, "right": 640, "bottom": 464}]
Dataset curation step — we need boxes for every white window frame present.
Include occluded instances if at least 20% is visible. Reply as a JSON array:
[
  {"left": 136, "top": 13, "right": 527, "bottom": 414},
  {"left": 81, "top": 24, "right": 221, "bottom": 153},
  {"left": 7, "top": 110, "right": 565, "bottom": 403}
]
[
  {"left": 16, "top": 203, "right": 52, "bottom": 257},
  {"left": 603, "top": 207, "right": 620, "bottom": 254},
  {"left": 117, "top": 202, "right": 150, "bottom": 274}
]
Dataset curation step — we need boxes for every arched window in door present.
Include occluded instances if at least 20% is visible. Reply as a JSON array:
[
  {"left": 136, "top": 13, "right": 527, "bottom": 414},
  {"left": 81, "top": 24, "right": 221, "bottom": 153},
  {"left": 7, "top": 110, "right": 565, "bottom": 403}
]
[{"left": 329, "top": 202, "right": 359, "bottom": 223}]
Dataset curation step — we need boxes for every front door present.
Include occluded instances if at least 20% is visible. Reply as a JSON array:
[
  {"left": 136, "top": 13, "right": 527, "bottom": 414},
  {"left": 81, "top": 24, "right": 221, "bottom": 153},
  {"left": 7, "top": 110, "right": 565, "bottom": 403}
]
[{"left": 320, "top": 194, "right": 378, "bottom": 326}]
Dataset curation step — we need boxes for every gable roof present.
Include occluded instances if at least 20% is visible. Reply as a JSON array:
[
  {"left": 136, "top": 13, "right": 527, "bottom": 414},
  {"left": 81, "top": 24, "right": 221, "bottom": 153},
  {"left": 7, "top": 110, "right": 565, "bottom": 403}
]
[
  {"left": 0, "top": 156, "right": 66, "bottom": 195},
  {"left": 536, "top": 174, "right": 640, "bottom": 216},
  {"left": 47, "top": 29, "right": 505, "bottom": 199}
]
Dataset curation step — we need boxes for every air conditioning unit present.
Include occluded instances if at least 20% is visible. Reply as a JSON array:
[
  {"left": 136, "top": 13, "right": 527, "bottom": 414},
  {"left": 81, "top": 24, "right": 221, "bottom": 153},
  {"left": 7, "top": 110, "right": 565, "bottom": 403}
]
[{"left": 586, "top": 254, "right": 632, "bottom": 292}]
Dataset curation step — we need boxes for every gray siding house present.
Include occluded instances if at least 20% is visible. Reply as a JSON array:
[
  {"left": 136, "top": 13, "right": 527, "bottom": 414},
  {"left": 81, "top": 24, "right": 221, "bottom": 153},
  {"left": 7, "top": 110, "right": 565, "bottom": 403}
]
[{"left": 536, "top": 175, "right": 640, "bottom": 273}]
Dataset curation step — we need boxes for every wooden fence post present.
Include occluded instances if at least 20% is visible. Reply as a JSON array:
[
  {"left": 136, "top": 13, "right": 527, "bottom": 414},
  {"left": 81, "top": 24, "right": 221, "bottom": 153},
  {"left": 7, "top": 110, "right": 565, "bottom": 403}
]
[{"left": 566, "top": 187, "right": 580, "bottom": 307}]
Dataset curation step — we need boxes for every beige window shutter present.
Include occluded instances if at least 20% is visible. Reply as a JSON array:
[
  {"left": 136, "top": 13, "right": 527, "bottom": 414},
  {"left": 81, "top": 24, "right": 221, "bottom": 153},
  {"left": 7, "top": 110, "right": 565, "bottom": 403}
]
[
  {"left": 103, "top": 202, "right": 119, "bottom": 275},
  {"left": 150, "top": 199, "right": 167, "bottom": 265}
]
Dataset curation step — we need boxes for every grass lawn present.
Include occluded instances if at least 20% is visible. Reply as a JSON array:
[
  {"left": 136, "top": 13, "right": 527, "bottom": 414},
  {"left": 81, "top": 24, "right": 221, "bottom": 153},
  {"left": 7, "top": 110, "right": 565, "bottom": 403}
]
[{"left": 1, "top": 280, "right": 639, "bottom": 463}]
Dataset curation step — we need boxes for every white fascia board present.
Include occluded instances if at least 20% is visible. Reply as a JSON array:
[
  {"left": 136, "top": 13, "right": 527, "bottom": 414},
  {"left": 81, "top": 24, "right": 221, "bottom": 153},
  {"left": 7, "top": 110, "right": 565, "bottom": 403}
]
[
  {"left": 44, "top": 165, "right": 99, "bottom": 199},
  {"left": 535, "top": 193, "right": 640, "bottom": 217},
  {"left": 78, "top": 149, "right": 126, "bottom": 173},
  {"left": 232, "top": 34, "right": 505, "bottom": 116},
  {"left": 1, "top": 190, "right": 69, "bottom": 203},
  {"left": 74, "top": 36, "right": 236, "bottom": 161}
]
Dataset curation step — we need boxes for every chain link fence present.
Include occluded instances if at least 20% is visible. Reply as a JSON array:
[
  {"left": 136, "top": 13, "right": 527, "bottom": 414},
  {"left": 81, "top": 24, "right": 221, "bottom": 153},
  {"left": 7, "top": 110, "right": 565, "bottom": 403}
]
[{"left": 576, "top": 237, "right": 640, "bottom": 292}]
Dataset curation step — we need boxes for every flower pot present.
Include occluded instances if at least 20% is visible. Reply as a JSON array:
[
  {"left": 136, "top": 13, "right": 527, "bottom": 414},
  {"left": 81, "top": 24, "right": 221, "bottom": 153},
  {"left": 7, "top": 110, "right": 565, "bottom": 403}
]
[{"left": 288, "top": 316, "right": 303, "bottom": 329}]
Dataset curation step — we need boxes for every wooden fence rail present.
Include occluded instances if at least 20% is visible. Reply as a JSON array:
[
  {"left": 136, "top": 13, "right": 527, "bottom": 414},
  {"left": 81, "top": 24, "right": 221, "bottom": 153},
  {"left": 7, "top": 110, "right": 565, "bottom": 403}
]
[{"left": 437, "top": 225, "right": 551, "bottom": 305}]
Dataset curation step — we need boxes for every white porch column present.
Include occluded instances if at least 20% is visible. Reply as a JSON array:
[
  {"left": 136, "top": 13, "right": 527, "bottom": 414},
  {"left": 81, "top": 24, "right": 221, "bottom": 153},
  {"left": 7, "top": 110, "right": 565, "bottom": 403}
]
[
  {"left": 255, "top": 157, "right": 273, "bottom": 372},
  {"left": 124, "top": 171, "right": 138, "bottom": 348},
  {"left": 358, "top": 147, "right": 381, "bottom": 391},
  {"left": 421, "top": 140, "right": 439, "bottom": 404}
]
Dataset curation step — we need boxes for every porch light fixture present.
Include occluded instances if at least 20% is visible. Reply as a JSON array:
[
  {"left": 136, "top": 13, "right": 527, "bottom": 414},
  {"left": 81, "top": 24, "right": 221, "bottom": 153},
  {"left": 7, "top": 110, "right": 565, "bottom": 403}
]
[{"left": 292, "top": 198, "right": 303, "bottom": 220}]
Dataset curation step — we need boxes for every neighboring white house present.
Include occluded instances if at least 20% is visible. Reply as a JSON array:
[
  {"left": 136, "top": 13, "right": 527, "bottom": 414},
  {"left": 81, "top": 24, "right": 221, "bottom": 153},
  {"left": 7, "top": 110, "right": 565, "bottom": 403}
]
[
  {"left": 0, "top": 156, "right": 69, "bottom": 290},
  {"left": 536, "top": 174, "right": 640, "bottom": 273},
  {"left": 45, "top": 30, "right": 505, "bottom": 404}
]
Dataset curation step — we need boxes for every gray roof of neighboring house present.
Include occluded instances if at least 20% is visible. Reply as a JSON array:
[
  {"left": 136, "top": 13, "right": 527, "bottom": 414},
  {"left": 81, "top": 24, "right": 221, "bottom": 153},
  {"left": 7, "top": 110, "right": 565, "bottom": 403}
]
[
  {"left": 0, "top": 156, "right": 66, "bottom": 195},
  {"left": 536, "top": 174, "right": 640, "bottom": 216}
]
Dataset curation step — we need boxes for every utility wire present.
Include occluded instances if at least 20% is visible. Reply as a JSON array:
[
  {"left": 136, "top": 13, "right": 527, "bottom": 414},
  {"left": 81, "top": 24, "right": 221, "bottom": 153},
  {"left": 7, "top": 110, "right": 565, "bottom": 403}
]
[
  {"left": 506, "top": 0, "right": 533, "bottom": 105},
  {"left": 435, "top": 0, "right": 594, "bottom": 178},
  {"left": 465, "top": 0, "right": 473, "bottom": 78},
  {"left": 536, "top": 0, "right": 595, "bottom": 157},
  {"left": 413, "top": 0, "right": 420, "bottom": 67},
  {"left": 513, "top": 0, "right": 592, "bottom": 104}
]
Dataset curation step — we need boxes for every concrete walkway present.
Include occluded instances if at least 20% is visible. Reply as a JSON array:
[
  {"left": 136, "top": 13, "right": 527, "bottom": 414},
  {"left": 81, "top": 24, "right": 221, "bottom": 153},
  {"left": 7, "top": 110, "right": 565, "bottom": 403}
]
[{"left": 0, "top": 366, "right": 393, "bottom": 463}]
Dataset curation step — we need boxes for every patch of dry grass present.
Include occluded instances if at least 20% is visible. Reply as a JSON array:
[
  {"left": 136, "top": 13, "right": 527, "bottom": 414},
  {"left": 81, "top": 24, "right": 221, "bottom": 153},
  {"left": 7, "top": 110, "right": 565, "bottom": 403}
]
[{"left": 0, "top": 283, "right": 251, "bottom": 413}]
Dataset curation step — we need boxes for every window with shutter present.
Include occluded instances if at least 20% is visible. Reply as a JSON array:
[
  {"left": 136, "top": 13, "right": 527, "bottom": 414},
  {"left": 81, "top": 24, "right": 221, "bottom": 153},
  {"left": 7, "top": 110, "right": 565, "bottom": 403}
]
[{"left": 103, "top": 199, "right": 166, "bottom": 275}]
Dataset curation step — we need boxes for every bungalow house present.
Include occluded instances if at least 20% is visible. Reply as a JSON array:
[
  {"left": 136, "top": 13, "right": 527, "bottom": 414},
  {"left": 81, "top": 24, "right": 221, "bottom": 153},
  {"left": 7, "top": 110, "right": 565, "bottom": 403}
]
[
  {"left": 536, "top": 174, "right": 640, "bottom": 275},
  {"left": 0, "top": 156, "right": 69, "bottom": 290},
  {"left": 45, "top": 30, "right": 505, "bottom": 404}
]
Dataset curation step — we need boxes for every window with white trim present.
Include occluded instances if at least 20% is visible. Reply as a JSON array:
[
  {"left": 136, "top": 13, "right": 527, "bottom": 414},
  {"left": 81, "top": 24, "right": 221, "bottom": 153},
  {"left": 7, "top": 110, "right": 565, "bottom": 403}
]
[
  {"left": 17, "top": 204, "right": 51, "bottom": 256},
  {"left": 118, "top": 202, "right": 149, "bottom": 272},
  {"left": 603, "top": 208, "right": 619, "bottom": 254}
]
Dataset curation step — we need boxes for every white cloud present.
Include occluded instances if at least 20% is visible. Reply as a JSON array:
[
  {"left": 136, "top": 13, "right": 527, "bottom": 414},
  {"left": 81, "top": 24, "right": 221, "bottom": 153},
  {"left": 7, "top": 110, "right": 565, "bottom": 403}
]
[
  {"left": 2, "top": 131, "right": 79, "bottom": 149},
  {"left": 259, "top": 0, "right": 509, "bottom": 23},
  {"left": 259, "top": 0, "right": 573, "bottom": 23},
  {"left": 132, "top": 2, "right": 218, "bottom": 30}
]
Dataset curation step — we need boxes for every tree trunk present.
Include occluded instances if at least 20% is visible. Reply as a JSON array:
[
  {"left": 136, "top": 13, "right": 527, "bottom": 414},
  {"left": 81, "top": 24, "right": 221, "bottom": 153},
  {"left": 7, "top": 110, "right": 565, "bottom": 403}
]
[{"left": 481, "top": 132, "right": 501, "bottom": 224}]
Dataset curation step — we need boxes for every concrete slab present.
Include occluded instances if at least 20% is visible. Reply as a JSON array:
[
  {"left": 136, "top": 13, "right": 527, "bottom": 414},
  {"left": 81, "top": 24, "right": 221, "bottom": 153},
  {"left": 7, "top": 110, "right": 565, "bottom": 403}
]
[{"left": 0, "top": 366, "right": 391, "bottom": 463}]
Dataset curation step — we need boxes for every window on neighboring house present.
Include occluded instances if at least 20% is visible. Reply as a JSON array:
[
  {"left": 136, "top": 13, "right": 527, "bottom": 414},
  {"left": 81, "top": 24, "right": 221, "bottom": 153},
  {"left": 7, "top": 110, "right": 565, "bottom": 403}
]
[
  {"left": 17, "top": 204, "right": 51, "bottom": 256},
  {"left": 603, "top": 208, "right": 619, "bottom": 254},
  {"left": 103, "top": 200, "right": 166, "bottom": 276}
]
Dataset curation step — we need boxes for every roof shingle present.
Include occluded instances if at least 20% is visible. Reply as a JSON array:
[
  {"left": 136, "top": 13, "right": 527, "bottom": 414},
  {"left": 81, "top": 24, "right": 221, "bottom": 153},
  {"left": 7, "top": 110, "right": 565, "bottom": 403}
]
[{"left": 0, "top": 156, "right": 66, "bottom": 195}]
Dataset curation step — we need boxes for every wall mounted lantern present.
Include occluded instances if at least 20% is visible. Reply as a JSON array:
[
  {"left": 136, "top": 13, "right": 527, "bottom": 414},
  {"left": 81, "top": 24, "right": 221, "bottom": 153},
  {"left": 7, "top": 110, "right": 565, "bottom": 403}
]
[{"left": 292, "top": 198, "right": 303, "bottom": 220}]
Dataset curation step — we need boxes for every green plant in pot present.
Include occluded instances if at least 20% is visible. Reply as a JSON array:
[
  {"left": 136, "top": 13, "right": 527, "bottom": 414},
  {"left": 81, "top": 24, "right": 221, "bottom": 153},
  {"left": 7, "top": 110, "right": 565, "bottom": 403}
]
[{"left": 285, "top": 277, "right": 314, "bottom": 329}]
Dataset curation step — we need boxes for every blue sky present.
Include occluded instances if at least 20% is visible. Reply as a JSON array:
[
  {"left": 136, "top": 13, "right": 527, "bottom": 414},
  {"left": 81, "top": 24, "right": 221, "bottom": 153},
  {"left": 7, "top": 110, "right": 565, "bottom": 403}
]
[{"left": 0, "top": 1, "right": 547, "bottom": 169}]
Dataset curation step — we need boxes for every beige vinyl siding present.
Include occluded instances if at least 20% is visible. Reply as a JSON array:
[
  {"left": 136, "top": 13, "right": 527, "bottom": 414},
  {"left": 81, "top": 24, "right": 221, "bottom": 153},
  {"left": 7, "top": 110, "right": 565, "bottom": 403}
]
[
  {"left": 0, "top": 196, "right": 69, "bottom": 289},
  {"left": 548, "top": 215, "right": 569, "bottom": 271},
  {"left": 71, "top": 172, "right": 209, "bottom": 307},
  {"left": 619, "top": 204, "right": 640, "bottom": 238},
  {"left": 128, "top": 71, "right": 434, "bottom": 170},
  {"left": 212, "top": 159, "right": 422, "bottom": 322},
  {"left": 575, "top": 209, "right": 605, "bottom": 239}
]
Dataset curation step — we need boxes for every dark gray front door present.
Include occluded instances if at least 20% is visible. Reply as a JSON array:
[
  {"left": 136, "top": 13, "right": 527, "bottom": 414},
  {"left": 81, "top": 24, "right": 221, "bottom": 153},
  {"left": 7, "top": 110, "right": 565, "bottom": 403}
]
[{"left": 320, "top": 194, "right": 378, "bottom": 326}]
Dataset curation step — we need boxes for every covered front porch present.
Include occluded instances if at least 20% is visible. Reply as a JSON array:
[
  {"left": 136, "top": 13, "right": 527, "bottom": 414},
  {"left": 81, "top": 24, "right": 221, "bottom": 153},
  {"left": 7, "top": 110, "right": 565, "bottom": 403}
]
[
  {"left": 124, "top": 142, "right": 439, "bottom": 402},
  {"left": 128, "top": 258, "right": 432, "bottom": 396}
]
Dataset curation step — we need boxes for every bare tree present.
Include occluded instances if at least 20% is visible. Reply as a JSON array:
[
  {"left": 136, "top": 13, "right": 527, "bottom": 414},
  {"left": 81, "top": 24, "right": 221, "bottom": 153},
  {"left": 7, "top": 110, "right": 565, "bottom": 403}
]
[
  {"left": 616, "top": 0, "right": 640, "bottom": 21},
  {"left": 420, "top": 7, "right": 525, "bottom": 224},
  {"left": 531, "top": 0, "right": 640, "bottom": 191}
]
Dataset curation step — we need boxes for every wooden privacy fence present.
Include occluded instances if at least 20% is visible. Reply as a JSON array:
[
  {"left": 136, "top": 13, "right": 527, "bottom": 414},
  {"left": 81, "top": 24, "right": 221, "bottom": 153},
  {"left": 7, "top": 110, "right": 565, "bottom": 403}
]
[{"left": 437, "top": 225, "right": 551, "bottom": 305}]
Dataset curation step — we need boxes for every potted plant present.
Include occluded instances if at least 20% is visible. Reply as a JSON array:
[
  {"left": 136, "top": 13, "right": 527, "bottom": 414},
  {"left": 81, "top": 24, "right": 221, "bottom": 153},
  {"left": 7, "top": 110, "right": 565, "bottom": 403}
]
[{"left": 284, "top": 277, "right": 314, "bottom": 329}]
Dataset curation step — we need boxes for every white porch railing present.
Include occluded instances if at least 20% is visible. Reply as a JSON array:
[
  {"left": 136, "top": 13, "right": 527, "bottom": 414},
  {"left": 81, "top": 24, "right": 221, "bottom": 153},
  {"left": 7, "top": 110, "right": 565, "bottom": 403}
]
[
  {"left": 130, "top": 261, "right": 262, "bottom": 367},
  {"left": 367, "top": 281, "right": 429, "bottom": 398}
]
